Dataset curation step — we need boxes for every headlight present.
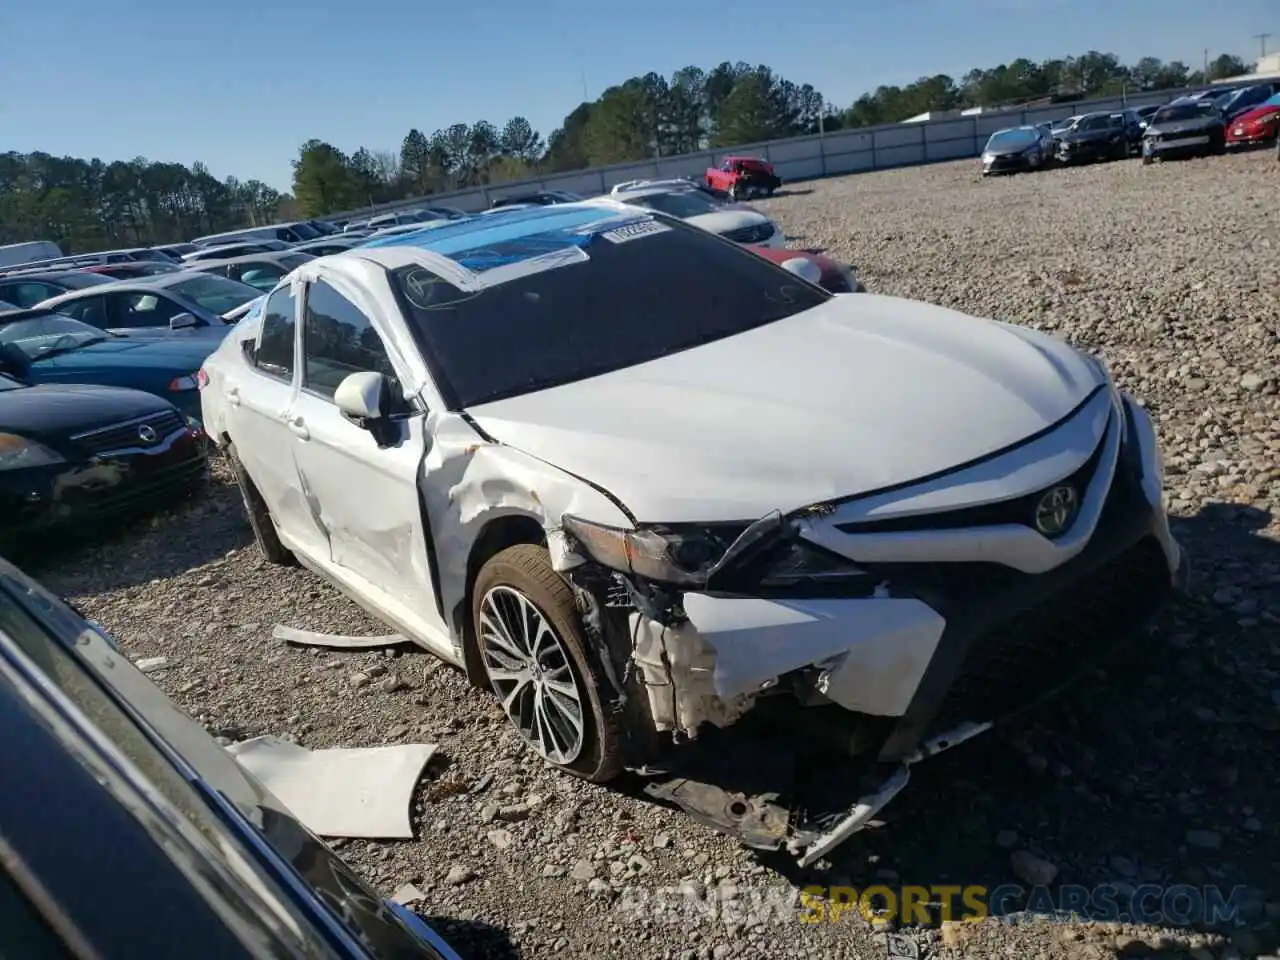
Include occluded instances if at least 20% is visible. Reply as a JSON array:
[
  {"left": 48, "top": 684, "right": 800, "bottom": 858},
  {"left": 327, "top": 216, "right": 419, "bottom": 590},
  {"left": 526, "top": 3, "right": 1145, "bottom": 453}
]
[
  {"left": 0, "top": 433, "right": 65, "bottom": 471},
  {"left": 561, "top": 516, "right": 733, "bottom": 586},
  {"left": 561, "top": 515, "right": 870, "bottom": 591},
  {"left": 753, "top": 539, "right": 871, "bottom": 589},
  {"left": 981, "top": 152, "right": 994, "bottom": 162},
  {"left": 168, "top": 371, "right": 200, "bottom": 391}
]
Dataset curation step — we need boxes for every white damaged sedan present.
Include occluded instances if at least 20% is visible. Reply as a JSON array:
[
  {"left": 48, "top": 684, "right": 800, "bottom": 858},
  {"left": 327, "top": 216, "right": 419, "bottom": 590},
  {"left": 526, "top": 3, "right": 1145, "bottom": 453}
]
[{"left": 199, "top": 202, "right": 1185, "bottom": 866}]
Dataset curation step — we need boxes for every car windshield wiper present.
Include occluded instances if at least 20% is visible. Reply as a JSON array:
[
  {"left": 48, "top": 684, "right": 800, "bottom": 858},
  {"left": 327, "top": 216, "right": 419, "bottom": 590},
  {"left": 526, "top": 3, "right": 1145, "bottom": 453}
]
[{"left": 33, "top": 335, "right": 109, "bottom": 360}]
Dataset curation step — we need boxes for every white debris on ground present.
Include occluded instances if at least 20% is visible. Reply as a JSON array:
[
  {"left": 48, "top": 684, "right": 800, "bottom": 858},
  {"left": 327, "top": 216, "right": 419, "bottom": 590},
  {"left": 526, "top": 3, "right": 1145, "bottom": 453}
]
[
  {"left": 272, "top": 623, "right": 409, "bottom": 650},
  {"left": 38, "top": 149, "right": 1280, "bottom": 960},
  {"left": 226, "top": 735, "right": 437, "bottom": 840}
]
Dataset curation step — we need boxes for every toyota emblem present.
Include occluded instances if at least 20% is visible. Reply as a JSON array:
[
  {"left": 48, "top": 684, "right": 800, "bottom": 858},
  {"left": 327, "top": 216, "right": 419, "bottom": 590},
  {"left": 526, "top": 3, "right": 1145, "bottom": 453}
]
[
  {"left": 1033, "top": 484, "right": 1079, "bottom": 538},
  {"left": 137, "top": 424, "right": 158, "bottom": 444}
]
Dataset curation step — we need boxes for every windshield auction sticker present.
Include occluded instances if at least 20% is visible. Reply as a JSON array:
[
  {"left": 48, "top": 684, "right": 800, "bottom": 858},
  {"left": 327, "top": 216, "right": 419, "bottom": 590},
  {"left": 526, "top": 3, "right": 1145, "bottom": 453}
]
[{"left": 599, "top": 219, "right": 672, "bottom": 244}]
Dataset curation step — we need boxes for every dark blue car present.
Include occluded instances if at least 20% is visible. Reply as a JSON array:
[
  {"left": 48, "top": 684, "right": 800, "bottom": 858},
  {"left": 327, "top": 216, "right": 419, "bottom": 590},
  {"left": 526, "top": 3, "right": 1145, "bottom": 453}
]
[{"left": 0, "top": 310, "right": 215, "bottom": 423}]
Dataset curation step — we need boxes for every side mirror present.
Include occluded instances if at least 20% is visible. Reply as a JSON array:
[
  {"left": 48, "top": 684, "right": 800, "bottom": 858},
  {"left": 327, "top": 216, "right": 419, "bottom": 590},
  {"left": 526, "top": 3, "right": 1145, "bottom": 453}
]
[
  {"left": 336, "top": 372, "right": 402, "bottom": 447},
  {"left": 336, "top": 371, "right": 388, "bottom": 422},
  {"left": 170, "top": 312, "right": 198, "bottom": 330}
]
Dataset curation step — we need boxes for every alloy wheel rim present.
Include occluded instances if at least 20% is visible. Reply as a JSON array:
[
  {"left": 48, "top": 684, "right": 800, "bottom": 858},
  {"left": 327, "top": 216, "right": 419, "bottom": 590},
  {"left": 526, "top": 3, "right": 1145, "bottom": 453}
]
[{"left": 478, "top": 585, "right": 586, "bottom": 765}]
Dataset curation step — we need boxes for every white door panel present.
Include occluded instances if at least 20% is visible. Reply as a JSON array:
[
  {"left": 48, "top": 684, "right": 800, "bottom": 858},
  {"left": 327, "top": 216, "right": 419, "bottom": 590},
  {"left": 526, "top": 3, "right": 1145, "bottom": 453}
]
[
  {"left": 290, "top": 395, "right": 445, "bottom": 632},
  {"left": 290, "top": 276, "right": 448, "bottom": 650},
  {"left": 226, "top": 282, "right": 329, "bottom": 560}
]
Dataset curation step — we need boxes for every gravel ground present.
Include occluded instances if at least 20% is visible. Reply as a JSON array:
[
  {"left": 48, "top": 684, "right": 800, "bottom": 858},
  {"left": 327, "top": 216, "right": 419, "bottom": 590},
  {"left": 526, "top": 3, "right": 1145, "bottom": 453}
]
[{"left": 32, "top": 148, "right": 1280, "bottom": 960}]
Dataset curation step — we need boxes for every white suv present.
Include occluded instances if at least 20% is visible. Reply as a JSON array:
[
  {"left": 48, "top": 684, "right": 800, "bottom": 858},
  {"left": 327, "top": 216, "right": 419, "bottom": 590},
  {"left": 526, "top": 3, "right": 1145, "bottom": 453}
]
[{"left": 199, "top": 202, "right": 1184, "bottom": 866}]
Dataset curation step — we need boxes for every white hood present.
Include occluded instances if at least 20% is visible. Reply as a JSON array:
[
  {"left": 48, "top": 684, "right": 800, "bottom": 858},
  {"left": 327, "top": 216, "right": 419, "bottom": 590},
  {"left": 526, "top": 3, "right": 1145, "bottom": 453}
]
[
  {"left": 685, "top": 208, "right": 773, "bottom": 237},
  {"left": 468, "top": 295, "right": 1104, "bottom": 523}
]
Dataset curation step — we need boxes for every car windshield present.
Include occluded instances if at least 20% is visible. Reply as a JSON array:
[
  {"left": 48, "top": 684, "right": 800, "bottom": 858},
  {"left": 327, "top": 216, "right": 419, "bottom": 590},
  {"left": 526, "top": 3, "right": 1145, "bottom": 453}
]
[
  {"left": 1153, "top": 104, "right": 1217, "bottom": 124},
  {"left": 0, "top": 315, "right": 110, "bottom": 361},
  {"left": 985, "top": 129, "right": 1037, "bottom": 151},
  {"left": 623, "top": 190, "right": 725, "bottom": 219},
  {"left": 279, "top": 253, "right": 315, "bottom": 270},
  {"left": 289, "top": 223, "right": 321, "bottom": 241},
  {"left": 1076, "top": 115, "right": 1114, "bottom": 131},
  {"left": 168, "top": 274, "right": 262, "bottom": 314},
  {"left": 387, "top": 214, "right": 829, "bottom": 408},
  {"left": 55, "top": 271, "right": 114, "bottom": 289}
]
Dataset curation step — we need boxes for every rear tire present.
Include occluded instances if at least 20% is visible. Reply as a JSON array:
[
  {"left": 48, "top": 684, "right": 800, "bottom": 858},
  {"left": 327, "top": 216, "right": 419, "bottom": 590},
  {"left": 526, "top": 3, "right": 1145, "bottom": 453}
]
[
  {"left": 226, "top": 441, "right": 296, "bottom": 566},
  {"left": 473, "top": 545, "right": 623, "bottom": 783}
]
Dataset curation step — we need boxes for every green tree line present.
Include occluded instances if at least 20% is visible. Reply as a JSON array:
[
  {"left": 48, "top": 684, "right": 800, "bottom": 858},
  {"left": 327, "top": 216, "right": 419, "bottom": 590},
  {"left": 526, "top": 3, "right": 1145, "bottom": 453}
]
[{"left": 2, "top": 51, "right": 1251, "bottom": 250}]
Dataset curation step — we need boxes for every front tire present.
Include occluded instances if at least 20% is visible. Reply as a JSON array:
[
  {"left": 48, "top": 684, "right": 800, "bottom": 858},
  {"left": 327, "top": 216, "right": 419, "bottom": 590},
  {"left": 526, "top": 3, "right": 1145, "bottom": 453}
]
[
  {"left": 226, "top": 441, "right": 296, "bottom": 566},
  {"left": 473, "top": 545, "right": 623, "bottom": 783}
]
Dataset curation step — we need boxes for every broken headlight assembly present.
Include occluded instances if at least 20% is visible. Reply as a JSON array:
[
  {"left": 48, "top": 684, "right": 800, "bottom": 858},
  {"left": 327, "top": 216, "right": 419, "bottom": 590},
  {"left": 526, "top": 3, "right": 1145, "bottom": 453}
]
[
  {"left": 561, "top": 516, "right": 737, "bottom": 586},
  {"left": 561, "top": 515, "right": 871, "bottom": 593}
]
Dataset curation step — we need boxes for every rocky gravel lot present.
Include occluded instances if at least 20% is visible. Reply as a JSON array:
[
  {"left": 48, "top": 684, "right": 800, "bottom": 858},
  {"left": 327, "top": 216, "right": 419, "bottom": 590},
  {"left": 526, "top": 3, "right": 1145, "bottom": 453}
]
[{"left": 32, "top": 148, "right": 1280, "bottom": 960}]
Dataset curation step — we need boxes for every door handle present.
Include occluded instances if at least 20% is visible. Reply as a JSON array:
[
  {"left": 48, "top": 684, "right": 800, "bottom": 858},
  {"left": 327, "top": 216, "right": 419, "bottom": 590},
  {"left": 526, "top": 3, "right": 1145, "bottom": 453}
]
[
  {"left": 286, "top": 415, "right": 310, "bottom": 440},
  {"left": 226, "top": 387, "right": 240, "bottom": 407}
]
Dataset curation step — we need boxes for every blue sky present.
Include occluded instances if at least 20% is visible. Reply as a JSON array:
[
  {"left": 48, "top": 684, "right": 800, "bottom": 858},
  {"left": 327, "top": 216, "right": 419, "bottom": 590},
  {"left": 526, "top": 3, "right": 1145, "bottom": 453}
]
[{"left": 1, "top": 0, "right": 1273, "bottom": 192}]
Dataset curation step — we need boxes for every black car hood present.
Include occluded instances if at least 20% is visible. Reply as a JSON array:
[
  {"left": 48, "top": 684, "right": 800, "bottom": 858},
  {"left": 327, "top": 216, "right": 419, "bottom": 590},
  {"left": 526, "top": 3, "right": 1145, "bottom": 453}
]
[
  {"left": 0, "top": 561, "right": 453, "bottom": 960},
  {"left": 0, "top": 383, "right": 170, "bottom": 444},
  {"left": 1059, "top": 128, "right": 1117, "bottom": 145},
  {"left": 1146, "top": 117, "right": 1221, "bottom": 136}
]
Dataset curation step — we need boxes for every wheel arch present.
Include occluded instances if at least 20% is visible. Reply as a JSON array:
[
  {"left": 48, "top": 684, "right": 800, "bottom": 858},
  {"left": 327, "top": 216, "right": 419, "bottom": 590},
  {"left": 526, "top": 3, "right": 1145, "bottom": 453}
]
[{"left": 455, "top": 513, "right": 548, "bottom": 687}]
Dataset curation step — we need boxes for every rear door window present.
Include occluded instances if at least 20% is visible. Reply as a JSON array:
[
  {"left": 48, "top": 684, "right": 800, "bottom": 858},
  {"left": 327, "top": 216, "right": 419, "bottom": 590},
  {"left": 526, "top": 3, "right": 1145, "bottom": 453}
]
[
  {"left": 0, "top": 282, "right": 60, "bottom": 307},
  {"left": 55, "top": 295, "right": 110, "bottom": 328},
  {"left": 103, "top": 292, "right": 186, "bottom": 329},
  {"left": 255, "top": 285, "right": 297, "bottom": 381}
]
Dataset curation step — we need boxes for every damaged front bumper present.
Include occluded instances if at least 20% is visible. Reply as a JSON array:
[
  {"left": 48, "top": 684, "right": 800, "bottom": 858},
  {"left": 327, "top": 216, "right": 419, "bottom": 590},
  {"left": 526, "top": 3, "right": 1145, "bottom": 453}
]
[{"left": 559, "top": 391, "right": 1183, "bottom": 865}]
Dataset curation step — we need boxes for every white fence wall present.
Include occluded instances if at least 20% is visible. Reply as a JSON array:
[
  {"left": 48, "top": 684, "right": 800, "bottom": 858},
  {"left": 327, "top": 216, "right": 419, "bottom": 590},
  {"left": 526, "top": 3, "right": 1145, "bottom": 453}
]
[{"left": 328, "top": 88, "right": 1193, "bottom": 221}]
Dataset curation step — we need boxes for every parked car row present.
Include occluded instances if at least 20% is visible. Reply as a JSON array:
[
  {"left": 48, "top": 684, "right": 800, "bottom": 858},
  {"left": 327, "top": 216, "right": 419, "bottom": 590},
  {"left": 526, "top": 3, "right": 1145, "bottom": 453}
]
[{"left": 982, "top": 81, "right": 1280, "bottom": 176}]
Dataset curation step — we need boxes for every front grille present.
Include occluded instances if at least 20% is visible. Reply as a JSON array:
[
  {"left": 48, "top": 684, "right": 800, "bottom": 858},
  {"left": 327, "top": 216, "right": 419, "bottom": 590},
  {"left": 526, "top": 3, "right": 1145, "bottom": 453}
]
[
  {"left": 1154, "top": 131, "right": 1211, "bottom": 144},
  {"left": 836, "top": 432, "right": 1106, "bottom": 536},
  {"left": 723, "top": 223, "right": 776, "bottom": 244},
  {"left": 925, "top": 535, "right": 1171, "bottom": 734},
  {"left": 72, "top": 410, "right": 188, "bottom": 457}
]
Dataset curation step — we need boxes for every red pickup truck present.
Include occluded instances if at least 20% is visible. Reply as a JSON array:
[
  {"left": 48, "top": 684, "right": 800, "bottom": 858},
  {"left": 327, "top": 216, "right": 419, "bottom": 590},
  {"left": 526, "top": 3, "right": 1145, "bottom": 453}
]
[{"left": 704, "top": 156, "right": 782, "bottom": 199}]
